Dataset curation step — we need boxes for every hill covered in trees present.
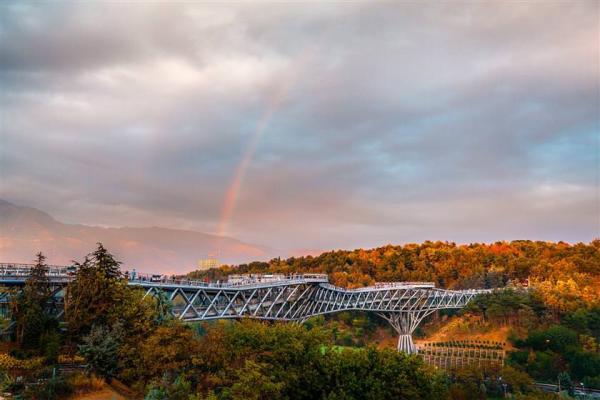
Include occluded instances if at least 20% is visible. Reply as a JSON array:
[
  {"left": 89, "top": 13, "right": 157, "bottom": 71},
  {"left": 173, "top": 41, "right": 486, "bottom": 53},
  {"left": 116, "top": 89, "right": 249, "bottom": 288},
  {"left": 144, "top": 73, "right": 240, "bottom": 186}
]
[
  {"left": 1, "top": 241, "right": 598, "bottom": 399},
  {"left": 190, "top": 240, "right": 600, "bottom": 311},
  {"left": 188, "top": 240, "right": 600, "bottom": 393},
  {"left": 2, "top": 244, "right": 531, "bottom": 400}
]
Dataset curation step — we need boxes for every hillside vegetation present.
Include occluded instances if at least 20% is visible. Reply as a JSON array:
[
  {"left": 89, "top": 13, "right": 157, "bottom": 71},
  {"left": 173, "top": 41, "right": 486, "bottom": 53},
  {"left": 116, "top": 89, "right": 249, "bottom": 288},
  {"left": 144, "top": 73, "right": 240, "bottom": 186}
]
[
  {"left": 0, "top": 241, "right": 597, "bottom": 399},
  {"left": 190, "top": 240, "right": 600, "bottom": 391},
  {"left": 192, "top": 240, "right": 599, "bottom": 309},
  {"left": 0, "top": 245, "right": 455, "bottom": 399}
]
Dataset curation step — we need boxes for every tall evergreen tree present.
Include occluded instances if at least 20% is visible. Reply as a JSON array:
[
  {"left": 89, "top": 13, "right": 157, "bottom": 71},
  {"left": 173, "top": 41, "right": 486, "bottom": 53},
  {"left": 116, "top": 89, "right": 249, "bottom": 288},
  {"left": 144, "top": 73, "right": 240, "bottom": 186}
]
[
  {"left": 153, "top": 289, "right": 173, "bottom": 325},
  {"left": 11, "top": 252, "right": 55, "bottom": 348},
  {"left": 65, "top": 243, "right": 125, "bottom": 339},
  {"left": 92, "top": 242, "right": 122, "bottom": 280},
  {"left": 26, "top": 252, "right": 51, "bottom": 303}
]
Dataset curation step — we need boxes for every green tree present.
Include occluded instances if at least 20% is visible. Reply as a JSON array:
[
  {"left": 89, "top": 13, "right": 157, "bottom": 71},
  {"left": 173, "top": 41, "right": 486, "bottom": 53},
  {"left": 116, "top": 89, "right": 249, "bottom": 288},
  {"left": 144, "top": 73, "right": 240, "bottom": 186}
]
[
  {"left": 40, "top": 331, "right": 61, "bottom": 364},
  {"left": 78, "top": 324, "right": 123, "bottom": 381},
  {"left": 500, "top": 365, "right": 534, "bottom": 394},
  {"left": 125, "top": 323, "right": 200, "bottom": 387},
  {"left": 558, "top": 371, "right": 573, "bottom": 395},
  {"left": 145, "top": 375, "right": 199, "bottom": 400},
  {"left": 65, "top": 243, "right": 126, "bottom": 338},
  {"left": 153, "top": 289, "right": 173, "bottom": 325},
  {"left": 319, "top": 347, "right": 434, "bottom": 400},
  {"left": 11, "top": 252, "right": 56, "bottom": 348},
  {"left": 230, "top": 360, "right": 284, "bottom": 400},
  {"left": 91, "top": 242, "right": 123, "bottom": 280}
]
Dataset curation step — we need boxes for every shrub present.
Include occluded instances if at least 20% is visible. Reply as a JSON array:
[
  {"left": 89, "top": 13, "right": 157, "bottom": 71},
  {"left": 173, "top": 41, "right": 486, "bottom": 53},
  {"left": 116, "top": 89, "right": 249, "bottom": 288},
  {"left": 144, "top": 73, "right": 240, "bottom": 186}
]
[
  {"left": 78, "top": 324, "right": 122, "bottom": 380},
  {"left": 58, "top": 354, "right": 86, "bottom": 364},
  {"left": 67, "top": 372, "right": 105, "bottom": 393},
  {"left": 40, "top": 332, "right": 61, "bottom": 364},
  {"left": 0, "top": 353, "right": 44, "bottom": 370}
]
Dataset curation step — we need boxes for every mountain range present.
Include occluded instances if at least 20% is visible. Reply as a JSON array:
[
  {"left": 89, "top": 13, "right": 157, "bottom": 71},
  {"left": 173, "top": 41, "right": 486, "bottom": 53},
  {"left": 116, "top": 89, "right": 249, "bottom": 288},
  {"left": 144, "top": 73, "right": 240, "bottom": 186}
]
[{"left": 0, "top": 199, "right": 274, "bottom": 274}]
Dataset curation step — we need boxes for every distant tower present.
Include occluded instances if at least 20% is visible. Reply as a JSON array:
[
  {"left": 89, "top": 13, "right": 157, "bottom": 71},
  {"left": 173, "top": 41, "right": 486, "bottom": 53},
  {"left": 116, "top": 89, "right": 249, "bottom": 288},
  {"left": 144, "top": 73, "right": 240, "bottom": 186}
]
[{"left": 197, "top": 251, "right": 221, "bottom": 271}]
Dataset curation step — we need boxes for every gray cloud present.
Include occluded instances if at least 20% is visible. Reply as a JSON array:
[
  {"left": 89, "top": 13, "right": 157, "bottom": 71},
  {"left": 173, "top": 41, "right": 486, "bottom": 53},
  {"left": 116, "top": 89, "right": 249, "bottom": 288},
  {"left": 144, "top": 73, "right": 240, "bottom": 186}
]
[{"left": 0, "top": 1, "right": 598, "bottom": 252}]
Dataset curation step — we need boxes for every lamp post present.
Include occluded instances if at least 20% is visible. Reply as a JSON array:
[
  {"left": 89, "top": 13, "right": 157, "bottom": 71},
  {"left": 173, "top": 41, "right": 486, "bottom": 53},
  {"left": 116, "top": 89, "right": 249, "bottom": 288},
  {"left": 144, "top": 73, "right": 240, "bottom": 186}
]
[
  {"left": 498, "top": 376, "right": 508, "bottom": 398},
  {"left": 558, "top": 374, "right": 561, "bottom": 392}
]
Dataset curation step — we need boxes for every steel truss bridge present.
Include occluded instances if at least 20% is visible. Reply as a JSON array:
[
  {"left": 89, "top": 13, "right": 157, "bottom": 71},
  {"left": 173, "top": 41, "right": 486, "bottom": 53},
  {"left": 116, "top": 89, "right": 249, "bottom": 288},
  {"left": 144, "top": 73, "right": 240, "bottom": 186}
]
[{"left": 0, "top": 263, "right": 491, "bottom": 353}]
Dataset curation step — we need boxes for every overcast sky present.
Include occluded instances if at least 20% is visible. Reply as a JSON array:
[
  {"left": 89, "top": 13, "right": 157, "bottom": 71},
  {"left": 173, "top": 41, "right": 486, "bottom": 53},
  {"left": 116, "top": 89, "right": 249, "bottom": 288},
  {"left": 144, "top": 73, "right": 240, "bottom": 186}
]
[{"left": 1, "top": 1, "right": 598, "bottom": 252}]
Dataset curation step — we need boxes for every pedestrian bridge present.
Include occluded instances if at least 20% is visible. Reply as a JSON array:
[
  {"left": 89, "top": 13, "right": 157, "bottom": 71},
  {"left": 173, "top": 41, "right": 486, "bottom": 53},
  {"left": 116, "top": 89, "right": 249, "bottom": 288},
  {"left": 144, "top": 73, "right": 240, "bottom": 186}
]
[{"left": 0, "top": 263, "right": 491, "bottom": 353}]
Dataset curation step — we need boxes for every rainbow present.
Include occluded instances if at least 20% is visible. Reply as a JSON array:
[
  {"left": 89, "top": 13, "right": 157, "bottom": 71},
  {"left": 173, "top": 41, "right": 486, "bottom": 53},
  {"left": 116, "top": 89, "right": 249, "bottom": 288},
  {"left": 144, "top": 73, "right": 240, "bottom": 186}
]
[
  {"left": 216, "top": 50, "right": 314, "bottom": 239},
  {"left": 216, "top": 82, "right": 290, "bottom": 238}
]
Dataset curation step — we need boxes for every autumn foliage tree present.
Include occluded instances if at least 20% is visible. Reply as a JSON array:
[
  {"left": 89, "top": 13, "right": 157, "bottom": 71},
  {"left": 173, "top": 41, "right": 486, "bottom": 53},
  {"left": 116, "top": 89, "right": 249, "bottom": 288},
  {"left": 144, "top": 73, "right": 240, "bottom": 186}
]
[{"left": 190, "top": 240, "right": 600, "bottom": 312}]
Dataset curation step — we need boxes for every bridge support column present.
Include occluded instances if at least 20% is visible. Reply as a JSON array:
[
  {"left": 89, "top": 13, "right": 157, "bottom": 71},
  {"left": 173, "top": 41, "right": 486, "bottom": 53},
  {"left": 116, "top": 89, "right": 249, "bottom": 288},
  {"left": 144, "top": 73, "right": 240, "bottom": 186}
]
[
  {"left": 397, "top": 334, "right": 416, "bottom": 354},
  {"left": 377, "top": 310, "right": 434, "bottom": 354}
]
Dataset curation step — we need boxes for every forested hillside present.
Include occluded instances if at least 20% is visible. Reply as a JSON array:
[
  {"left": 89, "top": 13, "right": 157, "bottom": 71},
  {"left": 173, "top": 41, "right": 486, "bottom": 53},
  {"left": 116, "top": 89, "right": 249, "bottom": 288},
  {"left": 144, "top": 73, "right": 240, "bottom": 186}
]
[
  {"left": 0, "top": 245, "right": 504, "bottom": 399},
  {"left": 1, "top": 242, "right": 597, "bottom": 398},
  {"left": 189, "top": 240, "right": 600, "bottom": 392},
  {"left": 191, "top": 240, "right": 600, "bottom": 310}
]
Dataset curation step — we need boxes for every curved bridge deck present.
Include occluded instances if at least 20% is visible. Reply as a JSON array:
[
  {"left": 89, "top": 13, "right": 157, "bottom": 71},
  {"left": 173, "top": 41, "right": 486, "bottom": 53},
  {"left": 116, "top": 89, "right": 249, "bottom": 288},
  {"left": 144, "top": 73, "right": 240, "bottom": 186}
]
[{"left": 0, "top": 263, "right": 491, "bottom": 353}]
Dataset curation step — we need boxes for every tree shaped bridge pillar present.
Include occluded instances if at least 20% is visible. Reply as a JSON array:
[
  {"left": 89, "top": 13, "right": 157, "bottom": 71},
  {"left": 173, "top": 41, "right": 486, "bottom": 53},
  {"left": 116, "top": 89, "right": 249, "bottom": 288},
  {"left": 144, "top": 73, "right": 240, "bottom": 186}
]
[{"left": 377, "top": 310, "right": 434, "bottom": 354}]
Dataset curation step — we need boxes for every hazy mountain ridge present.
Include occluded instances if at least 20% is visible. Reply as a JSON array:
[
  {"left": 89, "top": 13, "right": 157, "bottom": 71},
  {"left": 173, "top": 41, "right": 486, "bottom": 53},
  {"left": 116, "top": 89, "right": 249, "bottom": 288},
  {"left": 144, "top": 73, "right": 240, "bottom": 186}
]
[{"left": 0, "top": 199, "right": 273, "bottom": 273}]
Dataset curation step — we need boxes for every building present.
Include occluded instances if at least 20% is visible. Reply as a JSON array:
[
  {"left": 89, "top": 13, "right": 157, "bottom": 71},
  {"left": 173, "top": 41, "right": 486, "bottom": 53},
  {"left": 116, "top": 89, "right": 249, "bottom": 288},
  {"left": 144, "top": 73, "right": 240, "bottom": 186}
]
[{"left": 197, "top": 257, "right": 221, "bottom": 271}]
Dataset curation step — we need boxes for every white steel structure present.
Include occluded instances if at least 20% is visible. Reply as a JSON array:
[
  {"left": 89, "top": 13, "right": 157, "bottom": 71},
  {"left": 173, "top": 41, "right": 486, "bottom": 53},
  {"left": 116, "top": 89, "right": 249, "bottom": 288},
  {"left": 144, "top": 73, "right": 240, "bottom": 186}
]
[{"left": 0, "top": 264, "right": 490, "bottom": 353}]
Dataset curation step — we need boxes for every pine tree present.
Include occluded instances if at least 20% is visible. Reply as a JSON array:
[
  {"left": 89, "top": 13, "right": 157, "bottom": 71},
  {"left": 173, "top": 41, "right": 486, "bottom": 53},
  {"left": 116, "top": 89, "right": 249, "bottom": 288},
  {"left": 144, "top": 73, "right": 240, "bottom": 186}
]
[
  {"left": 26, "top": 252, "right": 51, "bottom": 304},
  {"left": 153, "top": 289, "right": 173, "bottom": 325},
  {"left": 92, "top": 242, "right": 122, "bottom": 280},
  {"left": 11, "top": 252, "right": 55, "bottom": 348},
  {"left": 65, "top": 244, "right": 125, "bottom": 340}
]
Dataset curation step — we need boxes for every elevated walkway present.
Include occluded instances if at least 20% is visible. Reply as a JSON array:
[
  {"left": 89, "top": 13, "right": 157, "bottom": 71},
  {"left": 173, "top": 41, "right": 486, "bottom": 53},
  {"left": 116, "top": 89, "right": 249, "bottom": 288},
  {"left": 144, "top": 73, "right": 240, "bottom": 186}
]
[{"left": 0, "top": 263, "right": 491, "bottom": 353}]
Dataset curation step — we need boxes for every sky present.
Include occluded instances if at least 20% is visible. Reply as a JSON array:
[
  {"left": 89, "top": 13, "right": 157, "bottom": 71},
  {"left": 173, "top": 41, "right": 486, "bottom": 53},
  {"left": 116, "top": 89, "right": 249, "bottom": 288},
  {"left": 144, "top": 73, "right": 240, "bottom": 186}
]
[{"left": 1, "top": 1, "right": 598, "bottom": 253}]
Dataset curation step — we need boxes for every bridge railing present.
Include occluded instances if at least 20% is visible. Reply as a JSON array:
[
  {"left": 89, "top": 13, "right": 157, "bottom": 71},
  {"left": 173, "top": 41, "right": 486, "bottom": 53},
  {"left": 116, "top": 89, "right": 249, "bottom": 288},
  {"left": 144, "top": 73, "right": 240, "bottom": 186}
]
[
  {"left": 0, "top": 263, "right": 75, "bottom": 279},
  {"left": 128, "top": 273, "right": 329, "bottom": 289},
  {"left": 0, "top": 264, "right": 494, "bottom": 297},
  {"left": 374, "top": 282, "right": 435, "bottom": 288},
  {"left": 320, "top": 281, "right": 437, "bottom": 292},
  {"left": 227, "top": 273, "right": 328, "bottom": 285}
]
